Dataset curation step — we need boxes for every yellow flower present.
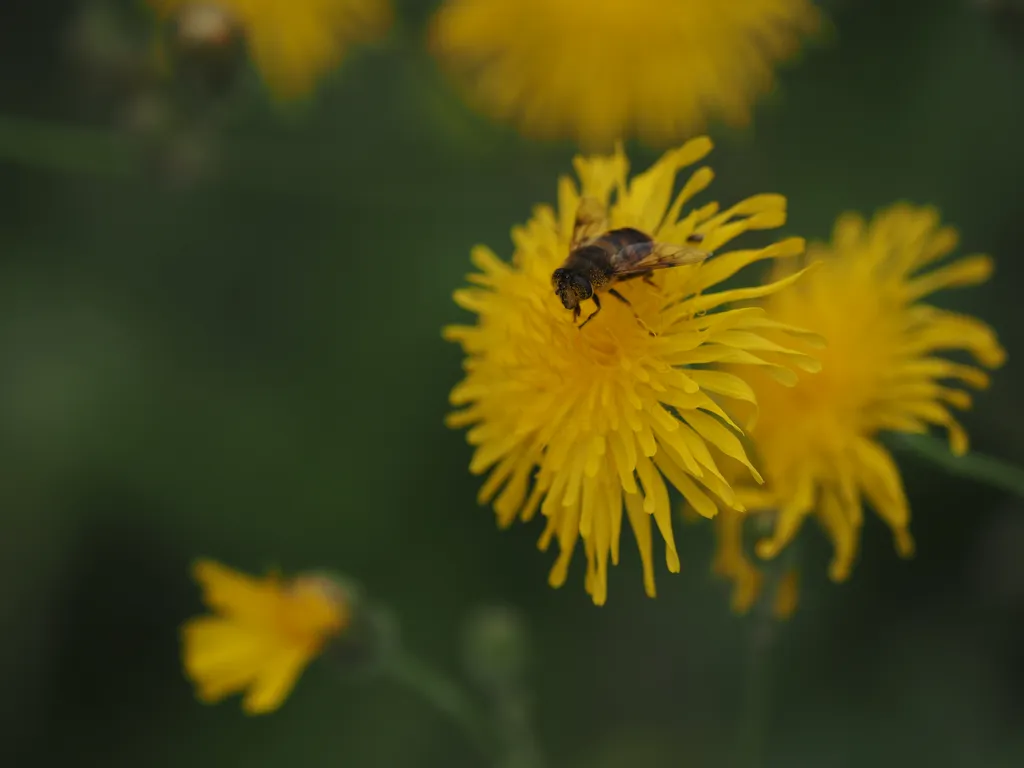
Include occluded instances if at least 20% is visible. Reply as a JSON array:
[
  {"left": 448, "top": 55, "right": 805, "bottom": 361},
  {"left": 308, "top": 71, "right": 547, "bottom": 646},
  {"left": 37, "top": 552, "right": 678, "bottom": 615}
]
[
  {"left": 181, "top": 559, "right": 348, "bottom": 714},
  {"left": 445, "top": 136, "right": 819, "bottom": 605},
  {"left": 428, "top": 0, "right": 822, "bottom": 149},
  {"left": 712, "top": 203, "right": 1006, "bottom": 614},
  {"left": 151, "top": 0, "right": 392, "bottom": 98}
]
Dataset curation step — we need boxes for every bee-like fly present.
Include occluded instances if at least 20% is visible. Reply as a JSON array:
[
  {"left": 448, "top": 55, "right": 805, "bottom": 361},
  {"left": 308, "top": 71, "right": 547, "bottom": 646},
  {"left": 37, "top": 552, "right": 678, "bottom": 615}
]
[{"left": 552, "top": 197, "right": 710, "bottom": 332}]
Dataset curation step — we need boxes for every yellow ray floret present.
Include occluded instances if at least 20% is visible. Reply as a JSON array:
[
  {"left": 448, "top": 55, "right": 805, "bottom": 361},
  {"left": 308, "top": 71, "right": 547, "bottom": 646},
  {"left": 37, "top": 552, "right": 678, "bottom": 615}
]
[
  {"left": 429, "top": 0, "right": 822, "bottom": 149},
  {"left": 151, "top": 0, "right": 392, "bottom": 98},
  {"left": 446, "top": 137, "right": 820, "bottom": 605},
  {"left": 712, "top": 203, "right": 1006, "bottom": 614},
  {"left": 181, "top": 560, "right": 348, "bottom": 713}
]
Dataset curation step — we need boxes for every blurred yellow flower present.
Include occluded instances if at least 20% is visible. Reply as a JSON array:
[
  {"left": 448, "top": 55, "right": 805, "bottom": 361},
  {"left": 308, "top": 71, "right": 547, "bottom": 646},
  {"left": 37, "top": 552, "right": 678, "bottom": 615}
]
[
  {"left": 428, "top": 0, "right": 822, "bottom": 149},
  {"left": 445, "top": 136, "right": 819, "bottom": 605},
  {"left": 713, "top": 204, "right": 1006, "bottom": 614},
  {"left": 151, "top": 0, "right": 393, "bottom": 98},
  {"left": 181, "top": 559, "right": 348, "bottom": 714}
]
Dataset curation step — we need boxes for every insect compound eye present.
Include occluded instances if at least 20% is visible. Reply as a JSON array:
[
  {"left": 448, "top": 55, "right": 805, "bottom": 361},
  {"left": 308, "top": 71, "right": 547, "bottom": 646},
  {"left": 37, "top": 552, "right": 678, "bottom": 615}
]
[{"left": 572, "top": 275, "right": 593, "bottom": 300}]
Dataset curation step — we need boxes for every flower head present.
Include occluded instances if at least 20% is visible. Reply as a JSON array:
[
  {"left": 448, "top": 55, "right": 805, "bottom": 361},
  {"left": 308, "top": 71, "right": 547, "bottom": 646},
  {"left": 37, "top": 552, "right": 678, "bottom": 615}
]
[
  {"left": 181, "top": 559, "right": 348, "bottom": 714},
  {"left": 712, "top": 203, "right": 1006, "bottom": 613},
  {"left": 428, "top": 0, "right": 821, "bottom": 149},
  {"left": 152, "top": 0, "right": 392, "bottom": 98},
  {"left": 445, "top": 137, "right": 819, "bottom": 604}
]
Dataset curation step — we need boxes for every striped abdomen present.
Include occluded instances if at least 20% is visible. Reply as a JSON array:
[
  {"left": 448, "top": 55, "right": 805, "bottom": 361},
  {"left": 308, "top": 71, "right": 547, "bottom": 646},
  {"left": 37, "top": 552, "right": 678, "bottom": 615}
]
[
  {"left": 591, "top": 227, "right": 655, "bottom": 276},
  {"left": 593, "top": 227, "right": 652, "bottom": 256}
]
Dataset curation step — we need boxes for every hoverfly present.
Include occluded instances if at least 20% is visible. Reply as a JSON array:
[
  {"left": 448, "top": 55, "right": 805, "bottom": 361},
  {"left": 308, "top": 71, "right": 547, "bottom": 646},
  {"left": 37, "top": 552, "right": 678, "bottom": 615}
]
[{"left": 551, "top": 197, "right": 709, "bottom": 333}]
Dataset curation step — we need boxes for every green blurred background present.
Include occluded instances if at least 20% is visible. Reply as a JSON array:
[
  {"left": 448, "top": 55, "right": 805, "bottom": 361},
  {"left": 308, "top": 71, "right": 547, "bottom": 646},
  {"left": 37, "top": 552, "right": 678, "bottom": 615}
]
[{"left": 2, "top": 0, "right": 1023, "bottom": 765}]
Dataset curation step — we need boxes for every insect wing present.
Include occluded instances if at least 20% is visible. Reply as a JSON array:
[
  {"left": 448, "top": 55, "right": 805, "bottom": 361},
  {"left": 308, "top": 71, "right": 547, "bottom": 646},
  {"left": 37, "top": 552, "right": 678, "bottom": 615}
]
[
  {"left": 611, "top": 241, "right": 710, "bottom": 277},
  {"left": 570, "top": 196, "right": 609, "bottom": 249}
]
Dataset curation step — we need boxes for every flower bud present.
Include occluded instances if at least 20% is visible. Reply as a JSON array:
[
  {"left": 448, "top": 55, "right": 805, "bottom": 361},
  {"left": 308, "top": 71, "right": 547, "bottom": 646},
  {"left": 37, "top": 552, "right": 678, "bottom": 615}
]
[
  {"left": 313, "top": 573, "right": 400, "bottom": 675},
  {"left": 462, "top": 605, "right": 529, "bottom": 693}
]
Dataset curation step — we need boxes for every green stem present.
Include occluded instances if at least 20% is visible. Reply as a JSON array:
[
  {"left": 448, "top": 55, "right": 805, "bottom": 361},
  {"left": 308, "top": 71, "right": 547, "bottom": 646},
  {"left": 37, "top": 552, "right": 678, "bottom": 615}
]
[
  {"left": 0, "top": 115, "right": 138, "bottom": 177},
  {"left": 893, "top": 433, "right": 1024, "bottom": 499},
  {"left": 735, "top": 516, "right": 798, "bottom": 768},
  {"left": 735, "top": 588, "right": 777, "bottom": 768},
  {"left": 492, "top": 689, "right": 545, "bottom": 768},
  {"left": 383, "top": 650, "right": 495, "bottom": 763}
]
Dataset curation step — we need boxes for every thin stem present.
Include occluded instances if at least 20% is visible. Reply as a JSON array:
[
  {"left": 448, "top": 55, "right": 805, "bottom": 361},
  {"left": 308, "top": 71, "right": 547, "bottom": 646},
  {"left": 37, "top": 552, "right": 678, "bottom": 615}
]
[
  {"left": 492, "top": 688, "right": 545, "bottom": 768},
  {"left": 893, "top": 433, "right": 1024, "bottom": 499},
  {"left": 735, "top": 597, "right": 777, "bottom": 768},
  {"left": 735, "top": 515, "right": 796, "bottom": 768},
  {"left": 382, "top": 650, "right": 495, "bottom": 763}
]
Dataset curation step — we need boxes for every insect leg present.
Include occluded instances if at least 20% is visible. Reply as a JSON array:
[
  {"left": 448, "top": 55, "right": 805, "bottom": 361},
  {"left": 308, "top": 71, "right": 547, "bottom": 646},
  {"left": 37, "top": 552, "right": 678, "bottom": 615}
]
[
  {"left": 577, "top": 294, "right": 602, "bottom": 330},
  {"left": 608, "top": 289, "right": 656, "bottom": 336},
  {"left": 616, "top": 269, "right": 660, "bottom": 290},
  {"left": 616, "top": 271, "right": 661, "bottom": 294},
  {"left": 607, "top": 288, "right": 631, "bottom": 305}
]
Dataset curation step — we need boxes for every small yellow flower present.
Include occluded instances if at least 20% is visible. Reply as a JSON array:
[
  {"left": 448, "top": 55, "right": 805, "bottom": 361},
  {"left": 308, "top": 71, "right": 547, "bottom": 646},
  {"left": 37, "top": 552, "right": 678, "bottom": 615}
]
[
  {"left": 445, "top": 137, "right": 819, "bottom": 605},
  {"left": 712, "top": 203, "right": 1006, "bottom": 613},
  {"left": 428, "top": 0, "right": 822, "bottom": 149},
  {"left": 181, "top": 559, "right": 348, "bottom": 714},
  {"left": 151, "top": 0, "right": 393, "bottom": 98}
]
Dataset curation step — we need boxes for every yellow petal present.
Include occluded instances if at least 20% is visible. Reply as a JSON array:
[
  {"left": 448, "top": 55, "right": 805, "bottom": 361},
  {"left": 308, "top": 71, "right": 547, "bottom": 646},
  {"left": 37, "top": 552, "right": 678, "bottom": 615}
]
[
  {"left": 181, "top": 617, "right": 271, "bottom": 703},
  {"left": 904, "top": 255, "right": 993, "bottom": 302},
  {"left": 624, "top": 491, "right": 656, "bottom": 598},
  {"left": 853, "top": 438, "right": 910, "bottom": 532},
  {"left": 192, "top": 560, "right": 279, "bottom": 623},
  {"left": 243, "top": 647, "right": 312, "bottom": 715},
  {"left": 686, "top": 370, "right": 756, "bottom": 404},
  {"left": 772, "top": 569, "right": 800, "bottom": 619},
  {"left": 621, "top": 136, "right": 713, "bottom": 232},
  {"left": 685, "top": 410, "right": 762, "bottom": 483},
  {"left": 690, "top": 237, "right": 805, "bottom": 295},
  {"left": 687, "top": 265, "right": 814, "bottom": 315}
]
